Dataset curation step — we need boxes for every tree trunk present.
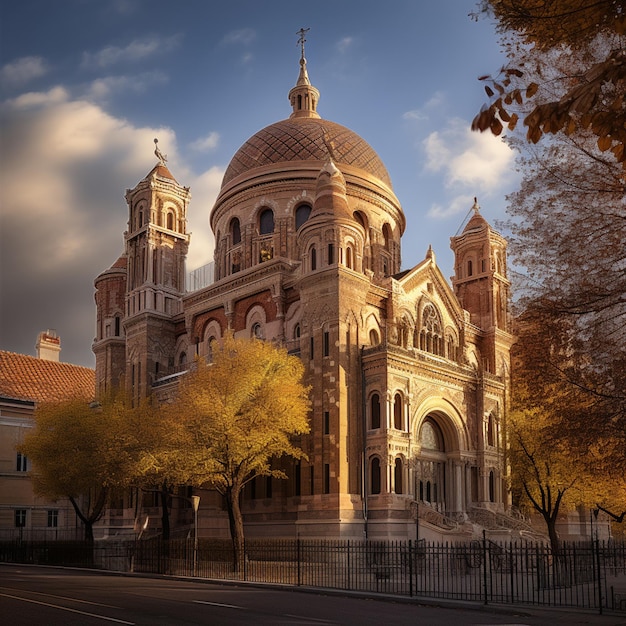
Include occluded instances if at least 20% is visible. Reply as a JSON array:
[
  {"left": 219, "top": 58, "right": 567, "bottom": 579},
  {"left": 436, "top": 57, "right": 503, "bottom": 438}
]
[
  {"left": 225, "top": 486, "right": 245, "bottom": 572},
  {"left": 69, "top": 487, "right": 107, "bottom": 546},
  {"left": 67, "top": 496, "right": 93, "bottom": 544},
  {"left": 84, "top": 520, "right": 95, "bottom": 544},
  {"left": 545, "top": 513, "right": 560, "bottom": 558}
]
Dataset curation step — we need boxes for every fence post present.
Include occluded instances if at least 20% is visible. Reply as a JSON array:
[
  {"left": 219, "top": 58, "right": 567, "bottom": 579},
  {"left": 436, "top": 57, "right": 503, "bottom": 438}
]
[
  {"left": 595, "top": 538, "right": 603, "bottom": 615},
  {"left": 509, "top": 541, "right": 515, "bottom": 604},
  {"left": 408, "top": 539, "right": 413, "bottom": 597},
  {"left": 297, "top": 538, "right": 301, "bottom": 587},
  {"left": 482, "top": 529, "right": 489, "bottom": 605},
  {"left": 243, "top": 540, "right": 247, "bottom": 582}
]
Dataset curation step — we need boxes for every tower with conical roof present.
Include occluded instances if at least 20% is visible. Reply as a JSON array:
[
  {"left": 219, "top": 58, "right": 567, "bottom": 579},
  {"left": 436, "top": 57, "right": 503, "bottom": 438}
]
[
  {"left": 450, "top": 198, "right": 511, "bottom": 374},
  {"left": 94, "top": 145, "right": 191, "bottom": 401},
  {"left": 124, "top": 148, "right": 190, "bottom": 401}
]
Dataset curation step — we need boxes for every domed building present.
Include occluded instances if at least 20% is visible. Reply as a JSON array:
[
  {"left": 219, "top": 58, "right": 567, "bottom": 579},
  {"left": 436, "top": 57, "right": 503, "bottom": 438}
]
[{"left": 94, "top": 45, "right": 515, "bottom": 541}]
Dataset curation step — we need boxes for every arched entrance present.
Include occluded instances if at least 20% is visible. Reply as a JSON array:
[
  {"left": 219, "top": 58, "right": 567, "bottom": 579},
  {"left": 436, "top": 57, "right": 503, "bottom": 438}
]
[{"left": 414, "top": 412, "right": 463, "bottom": 515}]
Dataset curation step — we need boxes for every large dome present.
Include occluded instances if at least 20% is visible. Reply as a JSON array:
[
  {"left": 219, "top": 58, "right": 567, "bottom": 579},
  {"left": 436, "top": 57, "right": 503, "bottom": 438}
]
[{"left": 222, "top": 117, "right": 393, "bottom": 189}]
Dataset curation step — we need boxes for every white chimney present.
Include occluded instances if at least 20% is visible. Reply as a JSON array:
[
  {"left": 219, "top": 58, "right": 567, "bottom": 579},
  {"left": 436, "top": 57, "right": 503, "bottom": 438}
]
[{"left": 36, "top": 329, "right": 61, "bottom": 361}]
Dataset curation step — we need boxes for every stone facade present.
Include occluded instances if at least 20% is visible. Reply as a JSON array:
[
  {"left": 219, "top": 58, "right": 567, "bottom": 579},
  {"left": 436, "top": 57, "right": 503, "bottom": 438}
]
[{"left": 93, "top": 51, "right": 514, "bottom": 541}]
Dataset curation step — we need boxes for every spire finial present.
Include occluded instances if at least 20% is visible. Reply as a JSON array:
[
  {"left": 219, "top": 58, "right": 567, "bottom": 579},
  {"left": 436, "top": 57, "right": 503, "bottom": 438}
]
[
  {"left": 296, "top": 27, "right": 309, "bottom": 61},
  {"left": 289, "top": 28, "right": 320, "bottom": 119},
  {"left": 472, "top": 196, "right": 480, "bottom": 213},
  {"left": 154, "top": 138, "right": 167, "bottom": 165}
]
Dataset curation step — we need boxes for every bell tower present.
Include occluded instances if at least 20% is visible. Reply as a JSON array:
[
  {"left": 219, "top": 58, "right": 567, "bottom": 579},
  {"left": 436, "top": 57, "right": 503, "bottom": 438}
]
[
  {"left": 123, "top": 140, "right": 191, "bottom": 401},
  {"left": 450, "top": 199, "right": 511, "bottom": 374}
]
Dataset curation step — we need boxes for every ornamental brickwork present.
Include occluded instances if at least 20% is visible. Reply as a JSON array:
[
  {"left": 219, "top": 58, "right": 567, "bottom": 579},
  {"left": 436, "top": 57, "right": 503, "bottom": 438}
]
[{"left": 94, "top": 51, "right": 513, "bottom": 542}]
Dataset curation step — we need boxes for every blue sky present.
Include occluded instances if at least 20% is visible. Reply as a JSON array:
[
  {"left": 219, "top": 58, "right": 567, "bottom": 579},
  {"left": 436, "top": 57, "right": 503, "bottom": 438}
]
[{"left": 0, "top": 0, "right": 519, "bottom": 367}]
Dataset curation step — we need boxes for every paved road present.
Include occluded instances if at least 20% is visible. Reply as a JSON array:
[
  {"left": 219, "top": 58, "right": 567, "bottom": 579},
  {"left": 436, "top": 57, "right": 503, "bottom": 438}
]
[{"left": 1, "top": 564, "right": 624, "bottom": 625}]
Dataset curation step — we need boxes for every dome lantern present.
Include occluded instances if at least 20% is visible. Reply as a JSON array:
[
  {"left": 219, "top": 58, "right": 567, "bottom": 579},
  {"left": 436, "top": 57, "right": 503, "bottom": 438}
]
[{"left": 288, "top": 28, "right": 320, "bottom": 119}]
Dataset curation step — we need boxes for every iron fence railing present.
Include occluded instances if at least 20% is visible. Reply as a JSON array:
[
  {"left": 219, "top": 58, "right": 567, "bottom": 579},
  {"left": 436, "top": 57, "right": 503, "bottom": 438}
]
[{"left": 1, "top": 537, "right": 624, "bottom": 613}]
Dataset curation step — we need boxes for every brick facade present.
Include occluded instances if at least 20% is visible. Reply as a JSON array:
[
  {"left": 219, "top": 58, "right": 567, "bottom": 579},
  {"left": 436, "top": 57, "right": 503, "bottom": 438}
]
[{"left": 94, "top": 54, "right": 513, "bottom": 541}]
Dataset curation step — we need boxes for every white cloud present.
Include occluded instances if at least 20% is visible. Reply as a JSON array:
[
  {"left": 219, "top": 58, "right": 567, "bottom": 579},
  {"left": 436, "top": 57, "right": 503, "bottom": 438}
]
[
  {"left": 424, "top": 118, "right": 515, "bottom": 186},
  {"left": 184, "top": 166, "right": 224, "bottom": 270},
  {"left": 0, "top": 89, "right": 219, "bottom": 367},
  {"left": 5, "top": 86, "right": 68, "bottom": 108},
  {"left": 403, "top": 92, "right": 445, "bottom": 122},
  {"left": 81, "top": 35, "right": 182, "bottom": 69},
  {"left": 419, "top": 118, "right": 517, "bottom": 220},
  {"left": 221, "top": 28, "right": 256, "bottom": 46},
  {"left": 85, "top": 71, "right": 168, "bottom": 101},
  {"left": 427, "top": 195, "right": 476, "bottom": 220},
  {"left": 1, "top": 88, "right": 218, "bottom": 267},
  {"left": 1, "top": 56, "right": 48, "bottom": 88},
  {"left": 336, "top": 37, "right": 353, "bottom": 54},
  {"left": 189, "top": 132, "right": 220, "bottom": 152},
  {"left": 403, "top": 109, "right": 427, "bottom": 122}
]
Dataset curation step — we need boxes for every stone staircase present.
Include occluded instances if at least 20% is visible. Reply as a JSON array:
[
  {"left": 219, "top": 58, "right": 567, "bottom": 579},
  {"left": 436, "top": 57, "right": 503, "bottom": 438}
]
[{"left": 467, "top": 507, "right": 546, "bottom": 542}]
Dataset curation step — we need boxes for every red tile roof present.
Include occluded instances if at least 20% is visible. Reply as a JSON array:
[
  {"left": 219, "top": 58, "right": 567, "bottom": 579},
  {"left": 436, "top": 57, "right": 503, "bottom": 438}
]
[{"left": 0, "top": 351, "right": 95, "bottom": 404}]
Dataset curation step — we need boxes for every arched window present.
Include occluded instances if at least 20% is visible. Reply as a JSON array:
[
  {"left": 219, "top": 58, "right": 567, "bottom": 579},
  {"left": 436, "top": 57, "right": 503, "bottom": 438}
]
[
  {"left": 383, "top": 223, "right": 392, "bottom": 251},
  {"left": 207, "top": 336, "right": 216, "bottom": 362},
  {"left": 369, "top": 329, "right": 379, "bottom": 346},
  {"left": 487, "top": 414, "right": 495, "bottom": 446},
  {"left": 420, "top": 304, "right": 443, "bottom": 356},
  {"left": 489, "top": 470, "right": 495, "bottom": 502},
  {"left": 370, "top": 393, "right": 381, "bottom": 429},
  {"left": 394, "top": 458, "right": 403, "bottom": 494},
  {"left": 252, "top": 322, "right": 263, "bottom": 339},
  {"left": 370, "top": 457, "right": 381, "bottom": 495},
  {"left": 294, "top": 324, "right": 301, "bottom": 339},
  {"left": 230, "top": 217, "right": 241, "bottom": 244},
  {"left": 295, "top": 204, "right": 311, "bottom": 230},
  {"left": 167, "top": 212, "right": 175, "bottom": 231},
  {"left": 259, "top": 208, "right": 274, "bottom": 234},
  {"left": 394, "top": 393, "right": 403, "bottom": 430},
  {"left": 310, "top": 246, "right": 317, "bottom": 271},
  {"left": 179, "top": 352, "right": 187, "bottom": 365},
  {"left": 446, "top": 334, "right": 457, "bottom": 362},
  {"left": 346, "top": 245, "right": 354, "bottom": 269},
  {"left": 114, "top": 315, "right": 121, "bottom": 337},
  {"left": 467, "top": 259, "right": 473, "bottom": 277}
]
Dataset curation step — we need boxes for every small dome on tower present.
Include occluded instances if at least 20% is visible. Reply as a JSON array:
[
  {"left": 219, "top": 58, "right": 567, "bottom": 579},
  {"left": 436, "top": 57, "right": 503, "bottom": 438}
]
[
  {"left": 462, "top": 197, "right": 488, "bottom": 233},
  {"left": 311, "top": 160, "right": 351, "bottom": 220}
]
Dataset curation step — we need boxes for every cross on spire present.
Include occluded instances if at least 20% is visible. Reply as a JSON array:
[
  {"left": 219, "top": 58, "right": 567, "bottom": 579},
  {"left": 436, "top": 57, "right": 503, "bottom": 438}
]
[{"left": 296, "top": 27, "right": 309, "bottom": 60}]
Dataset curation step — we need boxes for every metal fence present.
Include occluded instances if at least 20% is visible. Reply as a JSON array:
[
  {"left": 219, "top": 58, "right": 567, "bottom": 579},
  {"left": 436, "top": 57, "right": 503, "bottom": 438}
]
[{"left": 1, "top": 537, "right": 625, "bottom": 613}]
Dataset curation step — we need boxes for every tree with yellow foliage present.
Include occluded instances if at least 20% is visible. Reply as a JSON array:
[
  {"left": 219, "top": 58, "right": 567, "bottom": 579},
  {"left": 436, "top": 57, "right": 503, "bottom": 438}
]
[
  {"left": 154, "top": 333, "right": 310, "bottom": 569},
  {"left": 510, "top": 305, "right": 626, "bottom": 553},
  {"left": 120, "top": 397, "right": 185, "bottom": 541},
  {"left": 20, "top": 394, "right": 137, "bottom": 543}
]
